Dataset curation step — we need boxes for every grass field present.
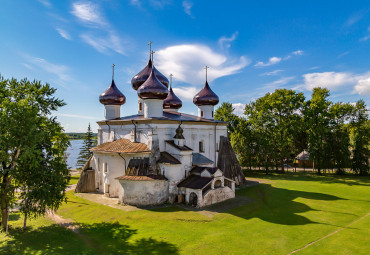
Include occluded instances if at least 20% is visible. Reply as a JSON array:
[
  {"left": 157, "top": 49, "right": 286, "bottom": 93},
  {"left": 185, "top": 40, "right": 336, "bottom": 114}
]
[{"left": 1, "top": 172, "right": 369, "bottom": 254}]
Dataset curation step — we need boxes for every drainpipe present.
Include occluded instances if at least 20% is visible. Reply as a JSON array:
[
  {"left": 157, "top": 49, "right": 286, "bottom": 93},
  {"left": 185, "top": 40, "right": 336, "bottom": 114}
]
[
  {"left": 214, "top": 123, "right": 218, "bottom": 166},
  {"left": 118, "top": 153, "right": 127, "bottom": 175},
  {"left": 105, "top": 121, "right": 112, "bottom": 141},
  {"left": 131, "top": 120, "right": 137, "bottom": 142}
]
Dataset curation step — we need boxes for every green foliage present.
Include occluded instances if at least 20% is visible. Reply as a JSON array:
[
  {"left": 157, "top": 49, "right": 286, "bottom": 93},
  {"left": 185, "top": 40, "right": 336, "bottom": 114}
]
[
  {"left": 214, "top": 102, "right": 241, "bottom": 136},
  {"left": 65, "top": 132, "right": 97, "bottom": 140},
  {"left": 76, "top": 123, "right": 96, "bottom": 169},
  {"left": 0, "top": 76, "right": 70, "bottom": 231}
]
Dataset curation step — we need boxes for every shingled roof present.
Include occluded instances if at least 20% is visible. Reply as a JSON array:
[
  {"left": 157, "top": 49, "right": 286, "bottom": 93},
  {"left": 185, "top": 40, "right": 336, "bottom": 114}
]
[
  {"left": 91, "top": 138, "right": 151, "bottom": 154},
  {"left": 157, "top": 152, "right": 181, "bottom": 165},
  {"left": 165, "top": 140, "right": 192, "bottom": 151},
  {"left": 116, "top": 175, "right": 167, "bottom": 181},
  {"left": 177, "top": 175, "right": 213, "bottom": 190},
  {"left": 192, "top": 153, "right": 214, "bottom": 165}
]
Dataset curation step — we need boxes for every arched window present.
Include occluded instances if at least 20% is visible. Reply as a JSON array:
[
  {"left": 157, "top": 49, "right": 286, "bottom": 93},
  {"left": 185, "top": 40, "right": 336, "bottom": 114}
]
[
  {"left": 214, "top": 180, "right": 222, "bottom": 188},
  {"left": 199, "top": 141, "right": 204, "bottom": 152},
  {"left": 201, "top": 111, "right": 203, "bottom": 117},
  {"left": 139, "top": 102, "right": 142, "bottom": 111},
  {"left": 104, "top": 162, "right": 108, "bottom": 173}
]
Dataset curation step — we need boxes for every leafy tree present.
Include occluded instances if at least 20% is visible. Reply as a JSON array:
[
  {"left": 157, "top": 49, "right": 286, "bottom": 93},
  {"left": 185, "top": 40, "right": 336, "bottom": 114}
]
[
  {"left": 245, "top": 89, "right": 305, "bottom": 172},
  {"left": 351, "top": 100, "right": 369, "bottom": 175},
  {"left": 214, "top": 102, "right": 241, "bottom": 136},
  {"left": 0, "top": 77, "right": 70, "bottom": 232},
  {"left": 76, "top": 123, "right": 95, "bottom": 169},
  {"left": 303, "top": 88, "right": 331, "bottom": 174}
]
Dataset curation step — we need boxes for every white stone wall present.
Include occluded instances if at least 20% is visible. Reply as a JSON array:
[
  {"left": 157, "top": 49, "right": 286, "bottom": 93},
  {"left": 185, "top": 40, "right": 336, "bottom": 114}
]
[
  {"left": 98, "top": 122, "right": 227, "bottom": 167},
  {"left": 104, "top": 105, "right": 121, "bottom": 120},
  {"left": 197, "top": 105, "right": 214, "bottom": 119},
  {"left": 143, "top": 99, "right": 163, "bottom": 118},
  {"left": 200, "top": 186, "right": 235, "bottom": 207},
  {"left": 118, "top": 180, "right": 169, "bottom": 206},
  {"left": 91, "top": 152, "right": 150, "bottom": 197}
]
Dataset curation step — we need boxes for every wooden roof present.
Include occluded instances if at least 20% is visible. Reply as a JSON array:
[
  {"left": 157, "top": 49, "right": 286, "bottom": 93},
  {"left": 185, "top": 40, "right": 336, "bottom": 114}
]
[
  {"left": 116, "top": 175, "right": 167, "bottom": 181},
  {"left": 177, "top": 175, "right": 213, "bottom": 190},
  {"left": 91, "top": 138, "right": 151, "bottom": 154},
  {"left": 158, "top": 152, "right": 181, "bottom": 165}
]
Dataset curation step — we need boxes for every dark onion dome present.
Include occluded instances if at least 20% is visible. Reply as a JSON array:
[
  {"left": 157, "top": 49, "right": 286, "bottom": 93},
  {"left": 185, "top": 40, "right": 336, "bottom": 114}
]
[
  {"left": 174, "top": 124, "right": 185, "bottom": 139},
  {"left": 99, "top": 79, "right": 126, "bottom": 105},
  {"left": 163, "top": 86, "right": 182, "bottom": 109},
  {"left": 137, "top": 69, "right": 168, "bottom": 100},
  {"left": 193, "top": 81, "right": 219, "bottom": 106},
  {"left": 131, "top": 59, "right": 169, "bottom": 90}
]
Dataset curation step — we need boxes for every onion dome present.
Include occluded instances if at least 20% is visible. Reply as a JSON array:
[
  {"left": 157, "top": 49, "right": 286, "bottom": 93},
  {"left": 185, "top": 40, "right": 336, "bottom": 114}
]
[
  {"left": 163, "top": 85, "right": 182, "bottom": 110},
  {"left": 174, "top": 124, "right": 185, "bottom": 139},
  {"left": 131, "top": 59, "right": 169, "bottom": 90},
  {"left": 99, "top": 79, "right": 126, "bottom": 105},
  {"left": 137, "top": 69, "right": 168, "bottom": 100},
  {"left": 193, "top": 81, "right": 219, "bottom": 106}
]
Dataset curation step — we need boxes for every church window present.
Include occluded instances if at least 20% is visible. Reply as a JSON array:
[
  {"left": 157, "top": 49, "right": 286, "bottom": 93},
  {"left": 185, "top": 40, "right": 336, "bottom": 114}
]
[
  {"left": 199, "top": 141, "right": 204, "bottom": 152},
  {"left": 212, "top": 111, "right": 214, "bottom": 117},
  {"left": 201, "top": 111, "right": 203, "bottom": 117},
  {"left": 104, "top": 162, "right": 108, "bottom": 173},
  {"left": 139, "top": 102, "right": 142, "bottom": 111}
]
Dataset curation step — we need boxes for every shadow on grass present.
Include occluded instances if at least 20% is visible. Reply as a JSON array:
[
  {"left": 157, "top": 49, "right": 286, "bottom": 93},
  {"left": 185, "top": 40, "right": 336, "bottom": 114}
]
[
  {"left": 230, "top": 183, "right": 346, "bottom": 226},
  {"left": 244, "top": 170, "right": 370, "bottom": 187},
  {"left": 1, "top": 222, "right": 179, "bottom": 255}
]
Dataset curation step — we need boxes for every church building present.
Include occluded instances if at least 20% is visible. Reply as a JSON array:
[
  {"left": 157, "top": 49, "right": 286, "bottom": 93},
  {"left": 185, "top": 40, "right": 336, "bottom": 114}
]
[{"left": 76, "top": 48, "right": 245, "bottom": 208}]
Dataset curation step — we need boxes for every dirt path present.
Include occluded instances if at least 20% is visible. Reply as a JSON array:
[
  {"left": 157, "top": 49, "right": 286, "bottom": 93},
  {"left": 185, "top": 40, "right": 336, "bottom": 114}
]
[
  {"left": 288, "top": 212, "right": 370, "bottom": 254},
  {"left": 47, "top": 211, "right": 108, "bottom": 254}
]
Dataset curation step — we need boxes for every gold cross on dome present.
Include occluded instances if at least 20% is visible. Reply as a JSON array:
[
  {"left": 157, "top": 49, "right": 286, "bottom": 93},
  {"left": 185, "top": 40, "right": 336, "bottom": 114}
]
[
  {"left": 204, "top": 66, "right": 210, "bottom": 81},
  {"left": 148, "top": 41, "right": 152, "bottom": 58},
  {"left": 169, "top": 74, "right": 173, "bottom": 88},
  {"left": 112, "top": 64, "right": 115, "bottom": 80}
]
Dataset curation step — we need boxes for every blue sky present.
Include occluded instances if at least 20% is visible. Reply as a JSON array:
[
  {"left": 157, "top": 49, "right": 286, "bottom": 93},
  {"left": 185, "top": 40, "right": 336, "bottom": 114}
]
[{"left": 1, "top": 0, "right": 369, "bottom": 132}]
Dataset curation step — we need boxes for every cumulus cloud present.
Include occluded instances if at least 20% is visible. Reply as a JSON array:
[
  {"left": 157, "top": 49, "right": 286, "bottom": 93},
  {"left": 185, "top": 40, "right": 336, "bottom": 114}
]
[
  {"left": 156, "top": 44, "right": 249, "bottom": 84},
  {"left": 71, "top": 1, "right": 107, "bottom": 27},
  {"left": 182, "top": 1, "right": 193, "bottom": 17},
  {"left": 218, "top": 31, "right": 238, "bottom": 50},
  {"left": 255, "top": 57, "right": 282, "bottom": 67},
  {"left": 173, "top": 86, "right": 199, "bottom": 101},
  {"left": 232, "top": 103, "right": 245, "bottom": 116},
  {"left": 354, "top": 78, "right": 370, "bottom": 96},
  {"left": 56, "top": 28, "right": 72, "bottom": 40},
  {"left": 302, "top": 72, "right": 357, "bottom": 90}
]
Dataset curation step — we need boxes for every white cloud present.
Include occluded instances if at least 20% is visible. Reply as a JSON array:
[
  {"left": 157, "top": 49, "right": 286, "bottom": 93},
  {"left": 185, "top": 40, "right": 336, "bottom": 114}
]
[
  {"left": 80, "top": 31, "right": 125, "bottom": 55},
  {"left": 156, "top": 44, "right": 249, "bottom": 85},
  {"left": 182, "top": 1, "right": 193, "bottom": 17},
  {"left": 37, "top": 0, "right": 51, "bottom": 7},
  {"left": 24, "top": 56, "right": 71, "bottom": 83},
  {"left": 354, "top": 78, "right": 370, "bottom": 96},
  {"left": 255, "top": 50, "right": 304, "bottom": 67},
  {"left": 232, "top": 103, "right": 245, "bottom": 116},
  {"left": 302, "top": 72, "right": 357, "bottom": 90},
  {"left": 292, "top": 50, "right": 304, "bottom": 55},
  {"left": 130, "top": 0, "right": 141, "bottom": 7},
  {"left": 173, "top": 86, "right": 198, "bottom": 101},
  {"left": 56, "top": 28, "right": 72, "bottom": 40},
  {"left": 255, "top": 57, "right": 282, "bottom": 67},
  {"left": 71, "top": 1, "right": 106, "bottom": 27},
  {"left": 218, "top": 31, "right": 238, "bottom": 50},
  {"left": 58, "top": 113, "right": 98, "bottom": 120},
  {"left": 260, "top": 69, "right": 283, "bottom": 76},
  {"left": 267, "top": 76, "right": 295, "bottom": 86}
]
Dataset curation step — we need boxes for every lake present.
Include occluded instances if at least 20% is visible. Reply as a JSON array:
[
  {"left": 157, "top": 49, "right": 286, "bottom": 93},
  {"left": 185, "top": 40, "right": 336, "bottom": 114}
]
[{"left": 66, "top": 139, "right": 84, "bottom": 169}]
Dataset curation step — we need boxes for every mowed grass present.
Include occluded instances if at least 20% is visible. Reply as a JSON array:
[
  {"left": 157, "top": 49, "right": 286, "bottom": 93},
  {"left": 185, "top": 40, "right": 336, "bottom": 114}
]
[
  {"left": 1, "top": 172, "right": 369, "bottom": 254},
  {"left": 68, "top": 173, "right": 81, "bottom": 185}
]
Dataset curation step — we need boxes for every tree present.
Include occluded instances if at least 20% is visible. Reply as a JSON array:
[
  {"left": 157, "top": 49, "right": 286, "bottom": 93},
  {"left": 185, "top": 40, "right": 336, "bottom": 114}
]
[
  {"left": 245, "top": 89, "right": 305, "bottom": 172},
  {"left": 303, "top": 88, "right": 331, "bottom": 174},
  {"left": 0, "top": 77, "right": 70, "bottom": 232},
  {"left": 351, "top": 100, "right": 369, "bottom": 175},
  {"left": 214, "top": 102, "right": 241, "bottom": 136},
  {"left": 76, "top": 123, "right": 95, "bottom": 169}
]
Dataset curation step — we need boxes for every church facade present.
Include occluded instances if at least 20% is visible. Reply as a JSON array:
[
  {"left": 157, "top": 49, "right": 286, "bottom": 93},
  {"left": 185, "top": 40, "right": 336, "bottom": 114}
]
[{"left": 79, "top": 52, "right": 244, "bottom": 208}]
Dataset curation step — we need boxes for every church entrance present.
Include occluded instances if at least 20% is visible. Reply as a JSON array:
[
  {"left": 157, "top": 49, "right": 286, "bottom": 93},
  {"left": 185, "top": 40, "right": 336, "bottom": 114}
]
[{"left": 189, "top": 192, "right": 198, "bottom": 207}]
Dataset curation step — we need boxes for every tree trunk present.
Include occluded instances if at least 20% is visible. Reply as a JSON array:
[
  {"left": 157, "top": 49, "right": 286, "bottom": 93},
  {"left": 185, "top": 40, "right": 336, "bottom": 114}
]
[
  {"left": 23, "top": 213, "right": 28, "bottom": 229},
  {"left": 1, "top": 200, "right": 9, "bottom": 233}
]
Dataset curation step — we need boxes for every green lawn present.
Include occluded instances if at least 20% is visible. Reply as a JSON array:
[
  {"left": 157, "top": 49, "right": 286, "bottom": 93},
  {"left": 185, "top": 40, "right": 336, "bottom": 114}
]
[
  {"left": 1, "top": 172, "right": 369, "bottom": 254},
  {"left": 69, "top": 173, "right": 81, "bottom": 185}
]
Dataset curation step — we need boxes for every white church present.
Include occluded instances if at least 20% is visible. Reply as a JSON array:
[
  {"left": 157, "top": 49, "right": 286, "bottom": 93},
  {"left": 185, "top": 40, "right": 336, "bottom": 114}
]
[{"left": 76, "top": 50, "right": 245, "bottom": 208}]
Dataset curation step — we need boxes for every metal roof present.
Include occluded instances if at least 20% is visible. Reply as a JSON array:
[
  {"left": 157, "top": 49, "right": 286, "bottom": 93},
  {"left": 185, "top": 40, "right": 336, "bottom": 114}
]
[
  {"left": 116, "top": 175, "right": 167, "bottom": 181},
  {"left": 91, "top": 138, "right": 151, "bottom": 154},
  {"left": 192, "top": 153, "right": 214, "bottom": 165}
]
